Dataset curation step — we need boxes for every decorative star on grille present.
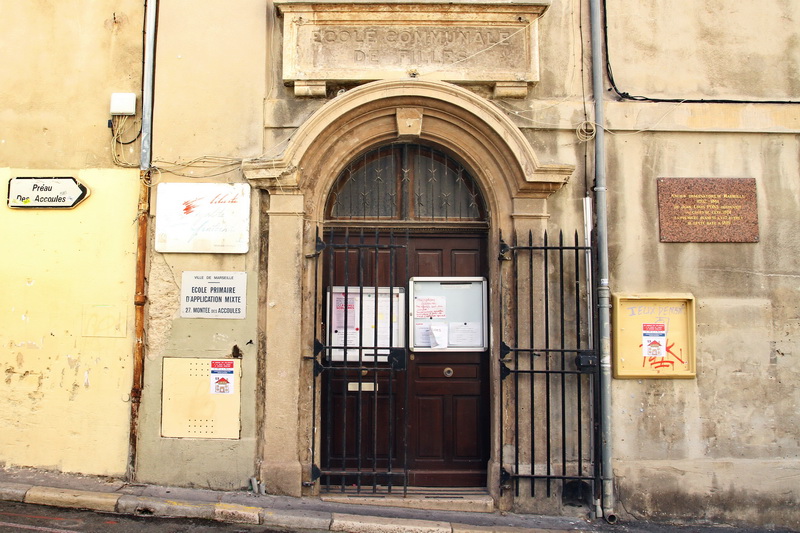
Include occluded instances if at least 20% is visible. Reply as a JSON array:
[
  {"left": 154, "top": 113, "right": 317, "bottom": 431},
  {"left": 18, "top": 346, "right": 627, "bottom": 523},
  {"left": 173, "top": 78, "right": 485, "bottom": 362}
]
[
  {"left": 469, "top": 192, "right": 479, "bottom": 209},
  {"left": 441, "top": 192, "right": 452, "bottom": 208},
  {"left": 415, "top": 192, "right": 425, "bottom": 206},
  {"left": 427, "top": 166, "right": 438, "bottom": 183},
  {"left": 360, "top": 191, "right": 370, "bottom": 207},
  {"left": 401, "top": 168, "right": 410, "bottom": 182},
  {"left": 373, "top": 167, "right": 383, "bottom": 183},
  {"left": 388, "top": 191, "right": 397, "bottom": 207}
]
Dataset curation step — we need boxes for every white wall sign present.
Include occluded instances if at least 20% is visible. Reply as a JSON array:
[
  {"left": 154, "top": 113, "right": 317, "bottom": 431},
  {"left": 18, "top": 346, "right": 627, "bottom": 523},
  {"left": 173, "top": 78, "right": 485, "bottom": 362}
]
[
  {"left": 7, "top": 177, "right": 90, "bottom": 209},
  {"left": 155, "top": 182, "right": 250, "bottom": 253},
  {"left": 181, "top": 271, "right": 247, "bottom": 319}
]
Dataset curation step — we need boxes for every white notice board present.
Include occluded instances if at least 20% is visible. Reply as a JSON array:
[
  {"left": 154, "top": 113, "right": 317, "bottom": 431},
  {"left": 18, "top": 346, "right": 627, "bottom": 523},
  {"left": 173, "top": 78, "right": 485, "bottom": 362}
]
[
  {"left": 154, "top": 182, "right": 250, "bottom": 253},
  {"left": 409, "top": 277, "right": 487, "bottom": 352},
  {"left": 326, "top": 287, "right": 405, "bottom": 362}
]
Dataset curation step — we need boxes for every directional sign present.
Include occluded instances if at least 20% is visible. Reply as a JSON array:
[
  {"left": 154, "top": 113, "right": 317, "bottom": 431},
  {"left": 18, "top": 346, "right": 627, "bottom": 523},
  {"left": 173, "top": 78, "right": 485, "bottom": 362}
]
[{"left": 7, "top": 177, "right": 90, "bottom": 209}]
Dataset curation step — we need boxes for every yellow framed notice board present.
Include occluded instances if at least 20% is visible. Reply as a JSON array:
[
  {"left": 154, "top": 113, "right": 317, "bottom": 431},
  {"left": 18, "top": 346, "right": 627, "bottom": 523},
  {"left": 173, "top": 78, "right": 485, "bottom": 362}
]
[{"left": 612, "top": 293, "right": 696, "bottom": 379}]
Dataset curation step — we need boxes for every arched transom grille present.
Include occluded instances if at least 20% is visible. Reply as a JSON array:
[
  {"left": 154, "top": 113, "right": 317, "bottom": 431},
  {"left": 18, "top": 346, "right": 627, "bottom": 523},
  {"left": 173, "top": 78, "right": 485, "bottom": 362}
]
[{"left": 326, "top": 144, "right": 486, "bottom": 222}]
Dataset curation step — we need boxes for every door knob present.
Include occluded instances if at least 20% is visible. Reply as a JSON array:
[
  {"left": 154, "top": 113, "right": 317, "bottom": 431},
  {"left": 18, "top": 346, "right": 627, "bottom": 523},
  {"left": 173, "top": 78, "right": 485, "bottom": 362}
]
[{"left": 443, "top": 367, "right": 454, "bottom": 378}]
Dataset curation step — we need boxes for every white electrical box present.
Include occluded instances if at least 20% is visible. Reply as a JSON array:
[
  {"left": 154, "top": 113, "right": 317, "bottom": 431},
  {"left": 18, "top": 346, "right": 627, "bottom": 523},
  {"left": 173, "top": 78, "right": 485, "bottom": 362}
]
[{"left": 110, "top": 92, "right": 136, "bottom": 115}]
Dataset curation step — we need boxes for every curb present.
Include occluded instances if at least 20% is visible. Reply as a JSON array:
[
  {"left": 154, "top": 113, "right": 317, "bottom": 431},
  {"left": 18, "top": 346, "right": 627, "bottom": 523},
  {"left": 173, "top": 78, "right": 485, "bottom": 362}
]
[
  {"left": 25, "top": 486, "right": 120, "bottom": 513},
  {"left": 0, "top": 482, "right": 545, "bottom": 533}
]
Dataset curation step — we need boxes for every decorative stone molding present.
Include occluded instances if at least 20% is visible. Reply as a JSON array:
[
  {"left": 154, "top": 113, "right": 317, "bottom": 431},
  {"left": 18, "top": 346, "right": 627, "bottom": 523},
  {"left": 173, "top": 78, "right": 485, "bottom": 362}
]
[
  {"left": 244, "top": 80, "right": 573, "bottom": 207},
  {"left": 274, "top": 0, "right": 551, "bottom": 98}
]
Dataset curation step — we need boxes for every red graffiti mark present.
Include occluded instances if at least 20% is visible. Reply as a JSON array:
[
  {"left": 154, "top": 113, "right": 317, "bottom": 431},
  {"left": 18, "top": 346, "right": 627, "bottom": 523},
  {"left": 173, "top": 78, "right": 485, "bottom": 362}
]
[
  {"left": 666, "top": 342, "right": 685, "bottom": 364},
  {"left": 182, "top": 197, "right": 202, "bottom": 214}
]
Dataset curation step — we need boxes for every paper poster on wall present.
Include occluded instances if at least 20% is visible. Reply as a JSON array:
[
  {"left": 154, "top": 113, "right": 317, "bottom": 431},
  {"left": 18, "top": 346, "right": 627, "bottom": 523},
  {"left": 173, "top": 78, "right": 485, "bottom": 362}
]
[
  {"left": 155, "top": 183, "right": 251, "bottom": 253},
  {"left": 409, "top": 277, "right": 487, "bottom": 352},
  {"left": 642, "top": 323, "right": 667, "bottom": 358},
  {"left": 414, "top": 296, "right": 447, "bottom": 319},
  {"left": 210, "top": 360, "right": 235, "bottom": 394},
  {"left": 449, "top": 321, "right": 482, "bottom": 347},
  {"left": 327, "top": 287, "right": 405, "bottom": 362}
]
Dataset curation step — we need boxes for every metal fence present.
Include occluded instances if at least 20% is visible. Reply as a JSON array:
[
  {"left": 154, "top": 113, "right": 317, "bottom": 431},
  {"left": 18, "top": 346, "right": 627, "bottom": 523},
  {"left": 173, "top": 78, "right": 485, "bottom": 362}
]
[{"left": 499, "top": 230, "right": 601, "bottom": 504}]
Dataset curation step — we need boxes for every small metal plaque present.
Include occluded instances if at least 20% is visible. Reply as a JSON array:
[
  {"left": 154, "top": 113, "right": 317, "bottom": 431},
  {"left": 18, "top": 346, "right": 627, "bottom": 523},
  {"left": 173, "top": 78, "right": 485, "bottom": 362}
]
[{"left": 657, "top": 178, "right": 758, "bottom": 243}]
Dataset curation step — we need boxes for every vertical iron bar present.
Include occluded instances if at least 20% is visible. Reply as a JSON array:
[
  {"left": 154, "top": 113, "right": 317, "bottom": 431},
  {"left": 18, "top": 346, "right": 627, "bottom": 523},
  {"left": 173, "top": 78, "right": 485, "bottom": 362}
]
[
  {"left": 526, "top": 230, "right": 534, "bottom": 497},
  {"left": 355, "top": 230, "right": 365, "bottom": 493},
  {"left": 559, "top": 231, "right": 567, "bottom": 489},
  {"left": 312, "top": 227, "right": 320, "bottom": 483},
  {"left": 340, "top": 228, "right": 351, "bottom": 491},
  {"left": 513, "top": 232, "right": 521, "bottom": 497},
  {"left": 324, "top": 226, "right": 335, "bottom": 491},
  {"left": 575, "top": 232, "right": 584, "bottom": 479},
  {"left": 371, "top": 229, "right": 380, "bottom": 492},
  {"left": 387, "top": 230, "right": 396, "bottom": 493},
  {"left": 403, "top": 228, "right": 410, "bottom": 495},
  {"left": 543, "top": 230, "right": 552, "bottom": 497}
]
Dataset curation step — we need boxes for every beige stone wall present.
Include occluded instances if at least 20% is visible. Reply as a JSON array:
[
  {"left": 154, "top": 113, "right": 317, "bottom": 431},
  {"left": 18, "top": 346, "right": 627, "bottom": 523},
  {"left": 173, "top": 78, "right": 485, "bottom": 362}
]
[
  {"left": 134, "top": 0, "right": 269, "bottom": 489},
  {"left": 0, "top": 1, "right": 143, "bottom": 476},
  {"left": 6, "top": 0, "right": 796, "bottom": 526}
]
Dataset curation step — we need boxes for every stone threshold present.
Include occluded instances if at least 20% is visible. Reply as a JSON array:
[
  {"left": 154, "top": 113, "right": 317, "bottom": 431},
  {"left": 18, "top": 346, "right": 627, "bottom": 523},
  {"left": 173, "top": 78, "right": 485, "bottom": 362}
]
[{"left": 320, "top": 486, "right": 494, "bottom": 513}]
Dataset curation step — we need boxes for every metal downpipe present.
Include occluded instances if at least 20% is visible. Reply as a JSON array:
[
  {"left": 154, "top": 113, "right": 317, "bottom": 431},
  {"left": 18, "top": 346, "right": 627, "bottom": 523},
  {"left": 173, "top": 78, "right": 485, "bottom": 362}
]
[
  {"left": 128, "top": 0, "right": 157, "bottom": 481},
  {"left": 588, "top": 0, "right": 616, "bottom": 523}
]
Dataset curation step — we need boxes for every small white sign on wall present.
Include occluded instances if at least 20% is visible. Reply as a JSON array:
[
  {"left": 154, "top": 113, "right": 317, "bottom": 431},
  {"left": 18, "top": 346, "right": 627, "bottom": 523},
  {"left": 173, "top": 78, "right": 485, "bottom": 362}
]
[
  {"left": 181, "top": 271, "right": 247, "bottom": 319},
  {"left": 155, "top": 182, "right": 250, "bottom": 253}
]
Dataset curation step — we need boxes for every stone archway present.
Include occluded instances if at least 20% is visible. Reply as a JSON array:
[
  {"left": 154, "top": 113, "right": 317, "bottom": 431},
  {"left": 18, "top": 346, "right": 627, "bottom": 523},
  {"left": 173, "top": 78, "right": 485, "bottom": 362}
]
[{"left": 243, "top": 79, "right": 573, "bottom": 498}]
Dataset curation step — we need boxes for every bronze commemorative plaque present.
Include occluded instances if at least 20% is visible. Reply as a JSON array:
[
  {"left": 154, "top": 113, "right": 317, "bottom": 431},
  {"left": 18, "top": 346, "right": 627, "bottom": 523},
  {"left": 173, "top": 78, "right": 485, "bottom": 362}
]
[{"left": 657, "top": 178, "right": 758, "bottom": 243}]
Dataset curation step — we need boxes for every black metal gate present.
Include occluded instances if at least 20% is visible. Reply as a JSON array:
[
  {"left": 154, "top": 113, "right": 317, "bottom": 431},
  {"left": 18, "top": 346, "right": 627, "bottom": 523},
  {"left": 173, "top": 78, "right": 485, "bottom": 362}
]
[
  {"left": 310, "top": 228, "right": 410, "bottom": 493},
  {"left": 499, "top": 230, "right": 601, "bottom": 505}
]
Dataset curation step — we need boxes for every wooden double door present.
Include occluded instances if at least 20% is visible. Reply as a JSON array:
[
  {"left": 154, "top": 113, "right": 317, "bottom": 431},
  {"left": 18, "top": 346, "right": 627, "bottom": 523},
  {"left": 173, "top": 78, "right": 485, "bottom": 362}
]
[{"left": 321, "top": 232, "right": 489, "bottom": 487}]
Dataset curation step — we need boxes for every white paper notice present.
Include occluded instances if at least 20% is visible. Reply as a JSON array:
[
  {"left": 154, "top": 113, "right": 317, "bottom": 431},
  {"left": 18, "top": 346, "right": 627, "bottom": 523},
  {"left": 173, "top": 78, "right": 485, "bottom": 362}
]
[
  {"left": 428, "top": 322, "right": 449, "bottom": 349},
  {"left": 414, "top": 296, "right": 447, "bottom": 319},
  {"left": 642, "top": 323, "right": 667, "bottom": 358},
  {"left": 449, "top": 321, "right": 482, "bottom": 347},
  {"left": 414, "top": 322, "right": 432, "bottom": 347}
]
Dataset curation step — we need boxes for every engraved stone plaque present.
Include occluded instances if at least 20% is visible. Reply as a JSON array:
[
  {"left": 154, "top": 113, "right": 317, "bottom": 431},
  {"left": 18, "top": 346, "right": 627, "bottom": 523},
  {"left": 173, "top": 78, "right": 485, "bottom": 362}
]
[
  {"left": 275, "top": 1, "right": 550, "bottom": 90},
  {"left": 657, "top": 178, "right": 759, "bottom": 243}
]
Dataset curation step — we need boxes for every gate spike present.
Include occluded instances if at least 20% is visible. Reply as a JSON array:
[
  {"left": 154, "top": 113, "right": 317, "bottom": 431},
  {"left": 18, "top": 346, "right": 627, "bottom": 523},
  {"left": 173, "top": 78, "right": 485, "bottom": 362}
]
[
  {"left": 500, "top": 361, "right": 512, "bottom": 381},
  {"left": 313, "top": 338, "right": 325, "bottom": 355}
]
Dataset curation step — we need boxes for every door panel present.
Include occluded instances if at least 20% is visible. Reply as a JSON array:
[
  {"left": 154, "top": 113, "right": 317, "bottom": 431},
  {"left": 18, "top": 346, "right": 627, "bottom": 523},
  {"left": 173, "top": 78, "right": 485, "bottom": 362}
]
[
  {"left": 407, "top": 235, "right": 489, "bottom": 486},
  {"left": 322, "top": 232, "right": 488, "bottom": 487}
]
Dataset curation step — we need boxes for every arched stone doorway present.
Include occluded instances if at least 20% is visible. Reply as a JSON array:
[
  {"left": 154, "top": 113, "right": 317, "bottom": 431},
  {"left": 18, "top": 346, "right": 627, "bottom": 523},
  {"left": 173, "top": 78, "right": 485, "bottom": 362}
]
[{"left": 243, "top": 79, "right": 573, "bottom": 499}]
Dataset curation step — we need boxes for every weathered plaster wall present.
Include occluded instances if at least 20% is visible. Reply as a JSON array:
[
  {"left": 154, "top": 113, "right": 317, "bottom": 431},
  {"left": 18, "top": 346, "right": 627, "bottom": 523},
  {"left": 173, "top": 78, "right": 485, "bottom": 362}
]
[
  {"left": 503, "top": 1, "right": 800, "bottom": 526},
  {"left": 0, "top": 1, "right": 143, "bottom": 168},
  {"left": 151, "top": 0, "right": 267, "bottom": 162},
  {"left": 135, "top": 0, "right": 268, "bottom": 489},
  {"left": 606, "top": 1, "right": 800, "bottom": 100},
  {"left": 0, "top": 168, "right": 140, "bottom": 475},
  {"left": 0, "top": 0, "right": 143, "bottom": 476}
]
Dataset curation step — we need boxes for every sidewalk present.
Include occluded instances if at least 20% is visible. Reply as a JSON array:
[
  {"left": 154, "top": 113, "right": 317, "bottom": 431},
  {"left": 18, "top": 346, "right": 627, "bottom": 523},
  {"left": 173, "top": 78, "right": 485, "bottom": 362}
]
[{"left": 0, "top": 467, "right": 594, "bottom": 533}]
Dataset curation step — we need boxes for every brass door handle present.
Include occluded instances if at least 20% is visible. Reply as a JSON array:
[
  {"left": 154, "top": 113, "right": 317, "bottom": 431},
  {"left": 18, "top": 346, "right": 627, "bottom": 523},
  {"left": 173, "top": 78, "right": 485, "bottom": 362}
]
[{"left": 443, "top": 367, "right": 454, "bottom": 378}]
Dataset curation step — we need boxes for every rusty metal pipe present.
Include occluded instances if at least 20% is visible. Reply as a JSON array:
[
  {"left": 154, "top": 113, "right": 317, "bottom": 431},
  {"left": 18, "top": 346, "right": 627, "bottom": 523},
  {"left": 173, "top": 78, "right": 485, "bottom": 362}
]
[
  {"left": 127, "top": 177, "right": 150, "bottom": 480},
  {"left": 128, "top": 0, "right": 157, "bottom": 480}
]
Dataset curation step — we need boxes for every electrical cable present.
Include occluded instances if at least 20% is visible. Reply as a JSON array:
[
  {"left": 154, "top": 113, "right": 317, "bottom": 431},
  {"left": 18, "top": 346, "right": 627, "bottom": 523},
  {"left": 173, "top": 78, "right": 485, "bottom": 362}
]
[{"left": 602, "top": 0, "right": 800, "bottom": 105}]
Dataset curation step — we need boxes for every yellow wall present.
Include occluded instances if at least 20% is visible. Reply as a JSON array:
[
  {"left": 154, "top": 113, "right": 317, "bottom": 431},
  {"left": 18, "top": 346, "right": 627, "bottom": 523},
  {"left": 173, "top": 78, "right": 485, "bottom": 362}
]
[{"left": 0, "top": 168, "right": 140, "bottom": 475}]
